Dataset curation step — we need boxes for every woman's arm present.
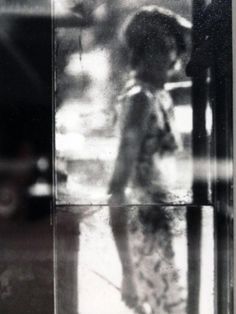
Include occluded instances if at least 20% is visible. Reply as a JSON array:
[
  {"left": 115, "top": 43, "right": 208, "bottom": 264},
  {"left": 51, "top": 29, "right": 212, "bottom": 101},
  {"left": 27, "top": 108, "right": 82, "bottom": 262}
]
[
  {"left": 108, "top": 90, "right": 150, "bottom": 307},
  {"left": 108, "top": 90, "right": 150, "bottom": 198}
]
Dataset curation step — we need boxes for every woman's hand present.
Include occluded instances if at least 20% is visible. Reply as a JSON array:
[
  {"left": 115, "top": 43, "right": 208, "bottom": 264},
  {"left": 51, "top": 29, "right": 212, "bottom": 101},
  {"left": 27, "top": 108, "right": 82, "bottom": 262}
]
[{"left": 108, "top": 191, "right": 126, "bottom": 207}]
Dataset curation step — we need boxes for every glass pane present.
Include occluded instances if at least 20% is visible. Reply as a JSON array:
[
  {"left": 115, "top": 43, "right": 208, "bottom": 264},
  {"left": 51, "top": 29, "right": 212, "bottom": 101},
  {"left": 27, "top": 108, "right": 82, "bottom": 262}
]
[
  {"left": 55, "top": 1, "right": 199, "bottom": 205},
  {"left": 54, "top": 1, "right": 233, "bottom": 314}
]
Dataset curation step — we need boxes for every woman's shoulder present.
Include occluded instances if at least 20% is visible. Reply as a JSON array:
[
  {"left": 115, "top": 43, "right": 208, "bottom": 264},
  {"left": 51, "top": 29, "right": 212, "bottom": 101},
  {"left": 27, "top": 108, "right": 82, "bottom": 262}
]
[{"left": 120, "top": 78, "right": 154, "bottom": 108}]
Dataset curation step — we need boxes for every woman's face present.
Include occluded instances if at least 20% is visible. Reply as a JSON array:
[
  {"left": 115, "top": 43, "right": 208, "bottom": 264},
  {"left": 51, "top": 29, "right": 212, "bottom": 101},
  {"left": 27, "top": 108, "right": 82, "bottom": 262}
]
[
  {"left": 140, "top": 35, "right": 178, "bottom": 84},
  {"left": 152, "top": 47, "right": 177, "bottom": 71}
]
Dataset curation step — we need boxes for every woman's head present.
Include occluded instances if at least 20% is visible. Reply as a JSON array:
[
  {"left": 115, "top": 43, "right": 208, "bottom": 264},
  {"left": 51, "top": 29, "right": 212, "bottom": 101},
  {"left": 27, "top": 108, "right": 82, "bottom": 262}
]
[{"left": 123, "top": 6, "right": 191, "bottom": 81}]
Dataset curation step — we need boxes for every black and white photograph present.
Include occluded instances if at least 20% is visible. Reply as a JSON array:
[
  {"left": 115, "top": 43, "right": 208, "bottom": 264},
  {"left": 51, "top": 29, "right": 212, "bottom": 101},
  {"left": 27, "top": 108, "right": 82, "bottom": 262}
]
[
  {"left": 55, "top": 0, "right": 233, "bottom": 314},
  {"left": 0, "top": 0, "right": 234, "bottom": 313}
]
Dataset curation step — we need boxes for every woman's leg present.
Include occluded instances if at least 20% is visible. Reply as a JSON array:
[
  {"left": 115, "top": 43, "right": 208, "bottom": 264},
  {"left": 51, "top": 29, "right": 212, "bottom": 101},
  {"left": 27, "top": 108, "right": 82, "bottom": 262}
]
[{"left": 109, "top": 205, "right": 138, "bottom": 308}]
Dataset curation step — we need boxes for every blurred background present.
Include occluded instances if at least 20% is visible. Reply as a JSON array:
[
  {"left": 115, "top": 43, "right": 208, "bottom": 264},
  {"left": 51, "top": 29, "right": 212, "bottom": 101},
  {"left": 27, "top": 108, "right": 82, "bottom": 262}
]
[{"left": 0, "top": 2, "right": 53, "bottom": 313}]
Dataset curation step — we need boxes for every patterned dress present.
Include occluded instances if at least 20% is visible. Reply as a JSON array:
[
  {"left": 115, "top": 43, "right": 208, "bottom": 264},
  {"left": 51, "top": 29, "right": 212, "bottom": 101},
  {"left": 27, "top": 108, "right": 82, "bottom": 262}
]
[{"left": 115, "top": 78, "right": 186, "bottom": 314}]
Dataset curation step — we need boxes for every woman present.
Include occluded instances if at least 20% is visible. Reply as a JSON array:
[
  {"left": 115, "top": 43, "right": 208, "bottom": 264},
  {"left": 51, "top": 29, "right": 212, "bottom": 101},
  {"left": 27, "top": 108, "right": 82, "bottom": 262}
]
[{"left": 108, "top": 6, "right": 190, "bottom": 314}]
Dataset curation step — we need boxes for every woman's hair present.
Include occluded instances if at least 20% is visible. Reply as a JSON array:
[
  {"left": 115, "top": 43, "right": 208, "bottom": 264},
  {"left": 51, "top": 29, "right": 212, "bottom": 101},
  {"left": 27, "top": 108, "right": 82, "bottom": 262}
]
[{"left": 123, "top": 6, "right": 191, "bottom": 68}]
